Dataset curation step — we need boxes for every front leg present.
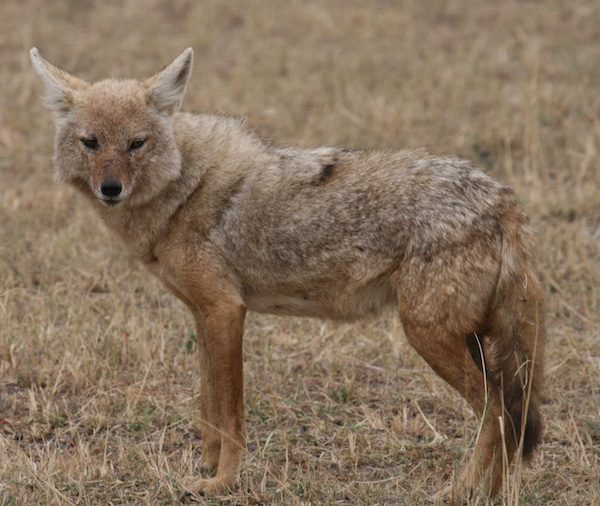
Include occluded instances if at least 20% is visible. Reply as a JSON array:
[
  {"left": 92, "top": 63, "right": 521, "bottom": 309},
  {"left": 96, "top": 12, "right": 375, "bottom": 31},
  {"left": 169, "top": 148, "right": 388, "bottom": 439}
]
[
  {"left": 190, "top": 302, "right": 247, "bottom": 496},
  {"left": 151, "top": 246, "right": 247, "bottom": 495},
  {"left": 196, "top": 322, "right": 221, "bottom": 474},
  {"left": 150, "top": 269, "right": 244, "bottom": 489}
]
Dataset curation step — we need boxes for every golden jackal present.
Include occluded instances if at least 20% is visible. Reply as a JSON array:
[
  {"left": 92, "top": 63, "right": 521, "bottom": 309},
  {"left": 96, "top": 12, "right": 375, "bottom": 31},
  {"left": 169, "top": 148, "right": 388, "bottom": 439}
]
[{"left": 31, "top": 47, "right": 545, "bottom": 500}]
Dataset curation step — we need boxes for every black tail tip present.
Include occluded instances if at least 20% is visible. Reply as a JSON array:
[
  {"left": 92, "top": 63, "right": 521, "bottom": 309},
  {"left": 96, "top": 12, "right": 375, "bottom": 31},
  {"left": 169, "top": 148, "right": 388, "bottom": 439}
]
[
  {"left": 521, "top": 410, "right": 543, "bottom": 460},
  {"left": 509, "top": 404, "right": 543, "bottom": 461}
]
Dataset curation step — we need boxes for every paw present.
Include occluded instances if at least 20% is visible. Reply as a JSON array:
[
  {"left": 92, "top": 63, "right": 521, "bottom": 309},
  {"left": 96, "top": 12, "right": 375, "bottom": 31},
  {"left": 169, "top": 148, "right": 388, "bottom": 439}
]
[{"left": 188, "top": 476, "right": 234, "bottom": 496}]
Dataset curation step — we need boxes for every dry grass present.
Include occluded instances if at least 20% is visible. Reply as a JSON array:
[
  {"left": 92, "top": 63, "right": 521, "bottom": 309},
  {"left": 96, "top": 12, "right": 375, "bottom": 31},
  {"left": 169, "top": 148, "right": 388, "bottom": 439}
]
[{"left": 1, "top": 0, "right": 599, "bottom": 504}]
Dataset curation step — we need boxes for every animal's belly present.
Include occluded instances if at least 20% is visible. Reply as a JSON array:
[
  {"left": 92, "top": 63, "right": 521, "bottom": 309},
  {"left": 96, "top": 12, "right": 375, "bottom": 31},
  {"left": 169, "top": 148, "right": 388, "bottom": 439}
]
[
  {"left": 244, "top": 294, "right": 332, "bottom": 318},
  {"left": 243, "top": 277, "right": 397, "bottom": 321}
]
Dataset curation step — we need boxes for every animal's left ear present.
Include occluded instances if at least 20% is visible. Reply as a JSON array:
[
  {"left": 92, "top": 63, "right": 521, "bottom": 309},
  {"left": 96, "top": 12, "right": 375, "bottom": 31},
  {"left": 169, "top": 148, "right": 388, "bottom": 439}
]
[{"left": 145, "top": 47, "right": 194, "bottom": 114}]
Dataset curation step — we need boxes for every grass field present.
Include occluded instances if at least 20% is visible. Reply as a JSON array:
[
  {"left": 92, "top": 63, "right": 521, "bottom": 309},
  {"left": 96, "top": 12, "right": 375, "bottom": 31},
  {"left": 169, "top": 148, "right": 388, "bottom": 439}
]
[{"left": 1, "top": 0, "right": 599, "bottom": 504}]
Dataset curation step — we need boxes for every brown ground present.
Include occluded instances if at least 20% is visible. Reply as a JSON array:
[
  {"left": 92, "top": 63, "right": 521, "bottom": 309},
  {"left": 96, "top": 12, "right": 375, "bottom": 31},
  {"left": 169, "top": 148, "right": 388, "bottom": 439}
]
[{"left": 1, "top": 1, "right": 599, "bottom": 504}]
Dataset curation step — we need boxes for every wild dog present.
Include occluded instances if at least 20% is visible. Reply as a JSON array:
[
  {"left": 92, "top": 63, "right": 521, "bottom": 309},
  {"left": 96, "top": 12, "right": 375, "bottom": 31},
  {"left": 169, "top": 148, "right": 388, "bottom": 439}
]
[{"left": 30, "top": 47, "right": 545, "bottom": 500}]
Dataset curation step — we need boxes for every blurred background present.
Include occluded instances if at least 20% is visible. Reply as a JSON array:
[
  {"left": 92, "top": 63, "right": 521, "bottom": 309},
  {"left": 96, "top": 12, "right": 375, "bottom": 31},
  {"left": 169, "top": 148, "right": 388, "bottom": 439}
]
[{"left": 1, "top": 1, "right": 599, "bottom": 504}]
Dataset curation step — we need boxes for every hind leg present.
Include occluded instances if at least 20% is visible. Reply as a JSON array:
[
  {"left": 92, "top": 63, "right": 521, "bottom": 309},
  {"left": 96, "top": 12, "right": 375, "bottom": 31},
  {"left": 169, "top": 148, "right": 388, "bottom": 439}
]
[{"left": 401, "top": 318, "right": 507, "bottom": 500}]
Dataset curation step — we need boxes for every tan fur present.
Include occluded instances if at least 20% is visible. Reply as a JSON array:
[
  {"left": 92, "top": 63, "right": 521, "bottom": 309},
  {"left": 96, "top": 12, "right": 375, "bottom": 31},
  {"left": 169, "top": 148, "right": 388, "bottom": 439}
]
[{"left": 31, "top": 47, "right": 545, "bottom": 500}]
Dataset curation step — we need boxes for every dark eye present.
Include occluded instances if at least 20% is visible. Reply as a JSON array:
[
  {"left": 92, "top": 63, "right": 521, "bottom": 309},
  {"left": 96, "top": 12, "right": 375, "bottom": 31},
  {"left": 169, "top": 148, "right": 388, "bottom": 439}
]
[
  {"left": 129, "top": 138, "right": 146, "bottom": 151},
  {"left": 80, "top": 137, "right": 98, "bottom": 150}
]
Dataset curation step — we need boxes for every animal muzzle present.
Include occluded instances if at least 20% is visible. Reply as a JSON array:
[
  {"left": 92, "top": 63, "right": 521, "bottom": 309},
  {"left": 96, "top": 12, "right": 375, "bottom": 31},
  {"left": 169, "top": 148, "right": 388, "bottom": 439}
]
[{"left": 100, "top": 178, "right": 123, "bottom": 205}]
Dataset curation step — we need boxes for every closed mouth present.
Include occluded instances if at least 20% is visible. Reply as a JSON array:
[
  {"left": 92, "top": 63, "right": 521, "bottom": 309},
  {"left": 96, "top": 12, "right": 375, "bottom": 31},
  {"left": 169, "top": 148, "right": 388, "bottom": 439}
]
[{"left": 101, "top": 197, "right": 122, "bottom": 206}]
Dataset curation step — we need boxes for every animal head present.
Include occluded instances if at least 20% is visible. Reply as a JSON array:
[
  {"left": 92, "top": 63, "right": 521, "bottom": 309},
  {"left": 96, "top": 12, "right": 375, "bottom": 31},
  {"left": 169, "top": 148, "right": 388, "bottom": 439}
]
[{"left": 30, "top": 48, "right": 194, "bottom": 207}]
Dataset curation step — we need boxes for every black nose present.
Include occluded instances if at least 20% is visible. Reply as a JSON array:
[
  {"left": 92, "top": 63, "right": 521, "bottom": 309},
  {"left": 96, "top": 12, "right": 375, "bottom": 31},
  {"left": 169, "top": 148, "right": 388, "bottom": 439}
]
[{"left": 100, "top": 179, "right": 122, "bottom": 198}]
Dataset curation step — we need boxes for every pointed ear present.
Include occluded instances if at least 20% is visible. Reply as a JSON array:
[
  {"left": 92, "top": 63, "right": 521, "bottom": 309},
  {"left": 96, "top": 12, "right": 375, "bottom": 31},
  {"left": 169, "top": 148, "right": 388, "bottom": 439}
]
[
  {"left": 29, "top": 48, "right": 89, "bottom": 114},
  {"left": 144, "top": 47, "right": 194, "bottom": 114}
]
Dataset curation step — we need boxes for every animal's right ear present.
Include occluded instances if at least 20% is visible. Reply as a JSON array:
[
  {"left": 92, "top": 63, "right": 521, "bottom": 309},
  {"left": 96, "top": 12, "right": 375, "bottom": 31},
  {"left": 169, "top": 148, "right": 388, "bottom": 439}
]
[{"left": 29, "top": 48, "right": 89, "bottom": 115}]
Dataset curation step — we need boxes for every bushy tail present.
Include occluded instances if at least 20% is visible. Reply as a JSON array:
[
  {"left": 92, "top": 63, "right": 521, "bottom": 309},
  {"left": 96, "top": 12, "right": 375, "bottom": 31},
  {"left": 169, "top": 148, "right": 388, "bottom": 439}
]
[{"left": 483, "top": 194, "right": 545, "bottom": 460}]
